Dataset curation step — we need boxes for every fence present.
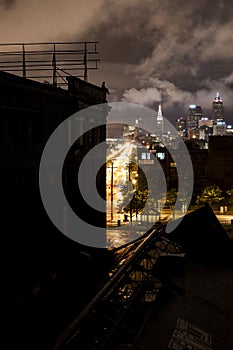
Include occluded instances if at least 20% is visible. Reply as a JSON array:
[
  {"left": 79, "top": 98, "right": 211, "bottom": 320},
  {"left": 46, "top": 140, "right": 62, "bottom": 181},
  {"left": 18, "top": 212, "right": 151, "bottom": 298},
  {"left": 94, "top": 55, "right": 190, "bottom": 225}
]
[{"left": 0, "top": 41, "right": 99, "bottom": 87}]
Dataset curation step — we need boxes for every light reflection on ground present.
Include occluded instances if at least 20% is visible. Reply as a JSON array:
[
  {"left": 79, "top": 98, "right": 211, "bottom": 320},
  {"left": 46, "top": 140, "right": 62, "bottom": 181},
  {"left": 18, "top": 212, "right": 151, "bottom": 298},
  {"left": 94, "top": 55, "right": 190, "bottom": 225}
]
[{"left": 106, "top": 222, "right": 153, "bottom": 248}]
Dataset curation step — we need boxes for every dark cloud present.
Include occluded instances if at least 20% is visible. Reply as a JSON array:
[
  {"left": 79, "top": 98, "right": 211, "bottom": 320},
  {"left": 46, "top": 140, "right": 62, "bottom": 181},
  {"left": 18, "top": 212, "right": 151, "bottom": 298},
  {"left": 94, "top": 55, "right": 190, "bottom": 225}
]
[
  {"left": 88, "top": 0, "right": 233, "bottom": 121},
  {"left": 1, "top": 0, "right": 233, "bottom": 121},
  {"left": 92, "top": 32, "right": 154, "bottom": 65},
  {"left": 1, "top": 0, "right": 16, "bottom": 9}
]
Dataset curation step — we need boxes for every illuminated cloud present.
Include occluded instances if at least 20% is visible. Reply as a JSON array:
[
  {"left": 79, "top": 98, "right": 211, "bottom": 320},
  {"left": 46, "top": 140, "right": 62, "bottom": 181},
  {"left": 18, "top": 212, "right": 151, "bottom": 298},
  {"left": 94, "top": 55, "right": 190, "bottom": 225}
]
[
  {"left": 0, "top": 0, "right": 104, "bottom": 42},
  {"left": 1, "top": 0, "right": 233, "bottom": 120}
]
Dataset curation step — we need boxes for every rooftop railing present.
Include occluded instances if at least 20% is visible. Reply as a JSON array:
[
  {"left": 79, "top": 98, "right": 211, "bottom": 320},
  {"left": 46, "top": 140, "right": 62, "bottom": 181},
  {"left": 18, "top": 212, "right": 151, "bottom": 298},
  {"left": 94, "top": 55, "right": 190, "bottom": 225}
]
[{"left": 0, "top": 41, "right": 100, "bottom": 87}]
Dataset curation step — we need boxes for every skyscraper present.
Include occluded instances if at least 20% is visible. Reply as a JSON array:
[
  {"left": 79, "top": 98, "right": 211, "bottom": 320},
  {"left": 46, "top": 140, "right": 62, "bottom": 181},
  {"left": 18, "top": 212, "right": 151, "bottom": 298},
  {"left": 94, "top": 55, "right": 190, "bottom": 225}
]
[
  {"left": 212, "top": 92, "right": 224, "bottom": 120},
  {"left": 187, "top": 104, "right": 203, "bottom": 139},
  {"left": 198, "top": 117, "right": 213, "bottom": 140},
  {"left": 212, "top": 92, "right": 226, "bottom": 135},
  {"left": 175, "top": 116, "right": 186, "bottom": 138},
  {"left": 156, "top": 103, "right": 164, "bottom": 140}
]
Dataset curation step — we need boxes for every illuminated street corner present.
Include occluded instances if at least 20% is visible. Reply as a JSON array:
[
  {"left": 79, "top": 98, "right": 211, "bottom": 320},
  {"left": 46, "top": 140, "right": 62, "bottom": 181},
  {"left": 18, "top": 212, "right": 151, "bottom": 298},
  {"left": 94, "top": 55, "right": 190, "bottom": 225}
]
[{"left": 105, "top": 102, "right": 194, "bottom": 247}]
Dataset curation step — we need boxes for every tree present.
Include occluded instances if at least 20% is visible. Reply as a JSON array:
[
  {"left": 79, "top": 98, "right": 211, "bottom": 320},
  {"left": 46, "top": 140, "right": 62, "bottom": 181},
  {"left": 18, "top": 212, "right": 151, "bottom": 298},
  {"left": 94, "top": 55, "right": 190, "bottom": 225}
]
[
  {"left": 118, "top": 188, "right": 148, "bottom": 216},
  {"left": 226, "top": 187, "right": 233, "bottom": 207},
  {"left": 196, "top": 185, "right": 224, "bottom": 206},
  {"left": 164, "top": 188, "right": 178, "bottom": 209},
  {"left": 117, "top": 164, "right": 148, "bottom": 215}
]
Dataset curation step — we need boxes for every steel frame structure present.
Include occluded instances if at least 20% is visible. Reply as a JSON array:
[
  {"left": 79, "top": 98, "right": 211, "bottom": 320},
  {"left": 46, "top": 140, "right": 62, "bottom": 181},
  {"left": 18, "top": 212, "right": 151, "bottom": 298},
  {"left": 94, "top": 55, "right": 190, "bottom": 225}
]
[{"left": 53, "top": 225, "right": 182, "bottom": 350}]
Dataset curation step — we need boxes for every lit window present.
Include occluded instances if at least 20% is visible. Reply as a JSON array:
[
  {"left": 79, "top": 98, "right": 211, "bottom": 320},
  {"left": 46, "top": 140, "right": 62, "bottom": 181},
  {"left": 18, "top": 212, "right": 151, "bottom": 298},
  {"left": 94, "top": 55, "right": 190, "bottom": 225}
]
[
  {"left": 157, "top": 152, "right": 165, "bottom": 160},
  {"left": 141, "top": 152, "right": 146, "bottom": 159}
]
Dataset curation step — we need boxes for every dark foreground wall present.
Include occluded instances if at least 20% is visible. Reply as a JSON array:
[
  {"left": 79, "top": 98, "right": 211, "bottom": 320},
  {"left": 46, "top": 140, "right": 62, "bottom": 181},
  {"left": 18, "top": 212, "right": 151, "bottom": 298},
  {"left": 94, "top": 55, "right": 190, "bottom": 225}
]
[{"left": 1, "top": 71, "right": 110, "bottom": 349}]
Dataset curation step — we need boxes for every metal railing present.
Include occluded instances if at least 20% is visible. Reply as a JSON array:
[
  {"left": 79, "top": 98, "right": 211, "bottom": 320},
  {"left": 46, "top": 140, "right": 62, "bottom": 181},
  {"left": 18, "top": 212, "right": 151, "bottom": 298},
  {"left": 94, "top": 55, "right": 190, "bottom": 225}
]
[
  {"left": 218, "top": 218, "right": 232, "bottom": 225},
  {"left": 0, "top": 41, "right": 100, "bottom": 87},
  {"left": 52, "top": 224, "right": 182, "bottom": 350}
]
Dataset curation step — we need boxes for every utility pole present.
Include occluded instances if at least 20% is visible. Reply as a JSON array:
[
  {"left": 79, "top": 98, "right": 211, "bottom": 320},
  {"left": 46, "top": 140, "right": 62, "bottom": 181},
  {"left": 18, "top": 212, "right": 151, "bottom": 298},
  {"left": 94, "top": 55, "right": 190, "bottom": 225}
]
[
  {"left": 132, "top": 173, "right": 139, "bottom": 220},
  {"left": 111, "top": 161, "right": 114, "bottom": 221},
  {"left": 84, "top": 42, "right": 87, "bottom": 82},
  {"left": 125, "top": 162, "right": 139, "bottom": 224},
  {"left": 52, "top": 44, "right": 57, "bottom": 87},
  {"left": 22, "top": 44, "right": 26, "bottom": 78},
  {"left": 124, "top": 162, "right": 132, "bottom": 223},
  {"left": 107, "top": 160, "right": 117, "bottom": 222}
]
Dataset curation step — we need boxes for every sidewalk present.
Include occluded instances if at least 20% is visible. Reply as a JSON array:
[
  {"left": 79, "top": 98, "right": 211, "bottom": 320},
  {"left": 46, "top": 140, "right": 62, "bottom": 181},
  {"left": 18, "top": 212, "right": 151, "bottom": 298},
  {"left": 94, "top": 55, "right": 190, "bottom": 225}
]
[
  {"left": 107, "top": 210, "right": 179, "bottom": 228},
  {"left": 107, "top": 209, "right": 233, "bottom": 229}
]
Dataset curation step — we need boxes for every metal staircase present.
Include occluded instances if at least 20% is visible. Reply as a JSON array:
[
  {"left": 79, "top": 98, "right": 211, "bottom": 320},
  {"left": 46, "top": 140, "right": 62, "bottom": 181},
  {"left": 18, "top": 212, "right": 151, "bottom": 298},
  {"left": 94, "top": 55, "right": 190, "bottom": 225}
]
[{"left": 53, "top": 224, "right": 182, "bottom": 350}]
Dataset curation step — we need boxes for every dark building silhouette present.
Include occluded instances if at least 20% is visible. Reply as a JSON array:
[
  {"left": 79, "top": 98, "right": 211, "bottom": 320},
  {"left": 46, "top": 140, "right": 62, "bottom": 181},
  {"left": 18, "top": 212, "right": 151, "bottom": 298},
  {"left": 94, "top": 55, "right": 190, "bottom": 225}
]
[
  {"left": 1, "top": 71, "right": 110, "bottom": 349},
  {"left": 137, "top": 135, "right": 233, "bottom": 199},
  {"left": 208, "top": 135, "right": 233, "bottom": 190}
]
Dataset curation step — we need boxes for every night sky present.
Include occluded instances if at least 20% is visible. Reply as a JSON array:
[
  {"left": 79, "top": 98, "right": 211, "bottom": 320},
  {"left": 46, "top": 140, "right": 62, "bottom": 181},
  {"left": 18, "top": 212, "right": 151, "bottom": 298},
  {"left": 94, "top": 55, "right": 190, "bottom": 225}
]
[{"left": 1, "top": 0, "right": 233, "bottom": 123}]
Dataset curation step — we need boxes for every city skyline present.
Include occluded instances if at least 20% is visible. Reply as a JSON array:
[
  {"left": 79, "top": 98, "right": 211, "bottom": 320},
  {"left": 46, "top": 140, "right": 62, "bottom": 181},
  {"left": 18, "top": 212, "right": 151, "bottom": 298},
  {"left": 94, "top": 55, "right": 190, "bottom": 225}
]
[
  {"left": 108, "top": 92, "right": 233, "bottom": 140},
  {"left": 1, "top": 1, "right": 233, "bottom": 123}
]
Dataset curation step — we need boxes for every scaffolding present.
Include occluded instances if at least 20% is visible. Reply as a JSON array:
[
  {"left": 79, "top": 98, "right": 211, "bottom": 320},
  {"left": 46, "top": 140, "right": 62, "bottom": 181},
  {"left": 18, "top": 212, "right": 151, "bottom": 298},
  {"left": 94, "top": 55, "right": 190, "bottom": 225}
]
[{"left": 0, "top": 41, "right": 100, "bottom": 87}]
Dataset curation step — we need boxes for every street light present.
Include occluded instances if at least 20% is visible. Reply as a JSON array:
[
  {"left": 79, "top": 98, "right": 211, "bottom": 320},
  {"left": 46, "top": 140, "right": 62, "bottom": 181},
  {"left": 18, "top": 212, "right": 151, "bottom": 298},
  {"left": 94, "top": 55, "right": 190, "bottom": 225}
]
[
  {"left": 110, "top": 161, "right": 114, "bottom": 221},
  {"left": 123, "top": 162, "right": 139, "bottom": 224},
  {"left": 132, "top": 176, "right": 138, "bottom": 220},
  {"left": 107, "top": 160, "right": 116, "bottom": 222}
]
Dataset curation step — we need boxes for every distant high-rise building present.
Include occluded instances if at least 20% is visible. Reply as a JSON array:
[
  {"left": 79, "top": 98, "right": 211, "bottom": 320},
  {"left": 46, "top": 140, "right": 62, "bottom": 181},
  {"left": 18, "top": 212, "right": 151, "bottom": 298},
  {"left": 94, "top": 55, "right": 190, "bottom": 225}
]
[
  {"left": 212, "top": 92, "right": 224, "bottom": 120},
  {"left": 156, "top": 103, "right": 164, "bottom": 140},
  {"left": 187, "top": 104, "right": 203, "bottom": 139},
  {"left": 198, "top": 117, "right": 213, "bottom": 140},
  {"left": 175, "top": 116, "right": 186, "bottom": 138},
  {"left": 213, "top": 119, "right": 227, "bottom": 136},
  {"left": 212, "top": 92, "right": 226, "bottom": 135}
]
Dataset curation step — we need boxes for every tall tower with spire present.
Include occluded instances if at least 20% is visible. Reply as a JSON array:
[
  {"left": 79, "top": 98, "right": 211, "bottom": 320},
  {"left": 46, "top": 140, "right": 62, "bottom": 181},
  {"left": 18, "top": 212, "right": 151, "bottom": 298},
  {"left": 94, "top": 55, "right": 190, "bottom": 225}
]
[
  {"left": 212, "top": 92, "right": 224, "bottom": 120},
  {"left": 156, "top": 103, "right": 164, "bottom": 140}
]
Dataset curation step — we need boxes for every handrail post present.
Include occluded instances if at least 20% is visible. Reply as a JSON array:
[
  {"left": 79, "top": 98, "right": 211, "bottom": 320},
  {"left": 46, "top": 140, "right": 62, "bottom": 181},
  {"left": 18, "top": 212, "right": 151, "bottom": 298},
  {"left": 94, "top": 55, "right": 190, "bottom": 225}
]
[{"left": 22, "top": 43, "right": 26, "bottom": 78}]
